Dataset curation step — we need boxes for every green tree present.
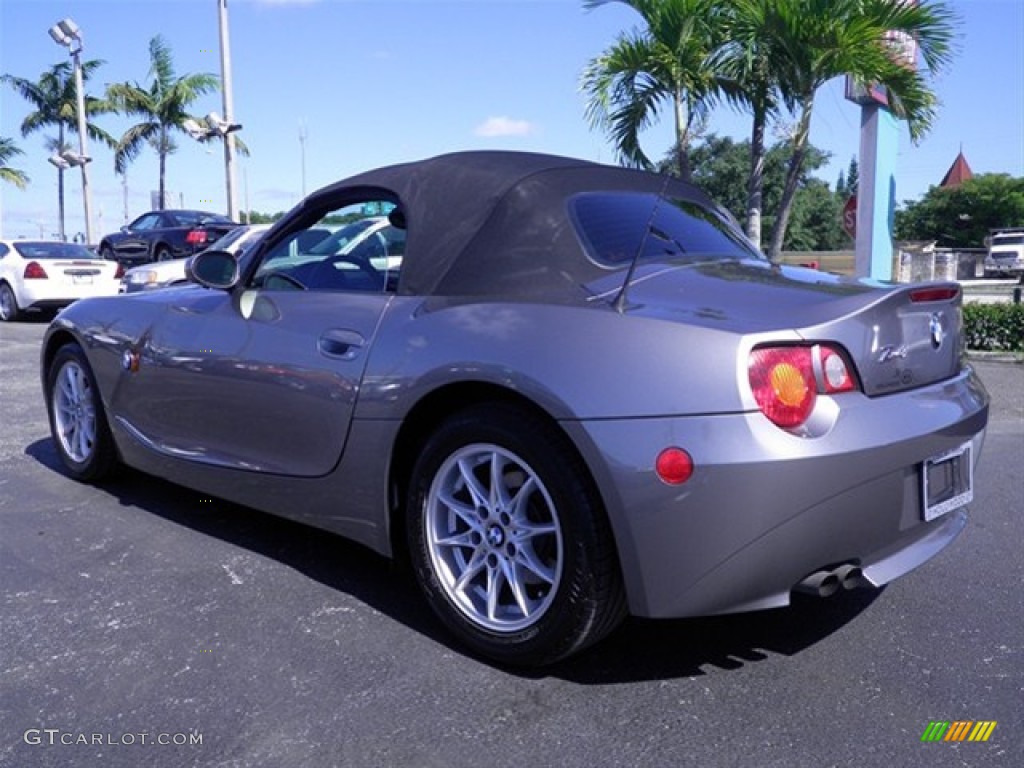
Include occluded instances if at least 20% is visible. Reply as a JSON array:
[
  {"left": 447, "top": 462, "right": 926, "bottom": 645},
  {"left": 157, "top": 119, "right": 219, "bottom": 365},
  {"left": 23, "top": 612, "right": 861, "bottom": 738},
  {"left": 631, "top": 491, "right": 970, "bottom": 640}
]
[
  {"left": 581, "top": 0, "right": 724, "bottom": 181},
  {"left": 0, "top": 137, "right": 29, "bottom": 189},
  {"left": 836, "top": 156, "right": 858, "bottom": 200},
  {"left": 895, "top": 174, "right": 1024, "bottom": 248},
  {"left": 660, "top": 133, "right": 846, "bottom": 250},
  {"left": 761, "top": 0, "right": 956, "bottom": 260},
  {"left": 2, "top": 61, "right": 115, "bottom": 240},
  {"left": 786, "top": 178, "right": 847, "bottom": 251},
  {"left": 106, "top": 35, "right": 220, "bottom": 209},
  {"left": 845, "top": 156, "right": 859, "bottom": 196}
]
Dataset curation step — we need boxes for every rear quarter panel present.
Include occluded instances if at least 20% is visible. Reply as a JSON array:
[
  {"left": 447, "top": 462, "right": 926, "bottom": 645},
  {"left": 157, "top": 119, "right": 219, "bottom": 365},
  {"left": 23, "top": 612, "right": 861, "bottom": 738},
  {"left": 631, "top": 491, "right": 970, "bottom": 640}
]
[{"left": 356, "top": 297, "right": 753, "bottom": 421}]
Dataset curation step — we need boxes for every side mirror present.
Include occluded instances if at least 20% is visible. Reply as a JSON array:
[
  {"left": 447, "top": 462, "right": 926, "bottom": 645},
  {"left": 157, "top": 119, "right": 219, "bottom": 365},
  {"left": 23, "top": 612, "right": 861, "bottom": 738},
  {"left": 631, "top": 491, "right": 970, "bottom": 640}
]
[{"left": 187, "top": 249, "right": 238, "bottom": 289}]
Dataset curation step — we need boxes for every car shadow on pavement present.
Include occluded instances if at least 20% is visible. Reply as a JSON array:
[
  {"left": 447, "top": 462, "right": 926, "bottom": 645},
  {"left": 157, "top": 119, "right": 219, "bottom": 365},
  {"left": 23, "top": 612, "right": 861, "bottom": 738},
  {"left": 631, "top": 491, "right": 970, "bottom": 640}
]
[
  {"left": 26, "top": 437, "right": 883, "bottom": 684},
  {"left": 548, "top": 588, "right": 882, "bottom": 684}
]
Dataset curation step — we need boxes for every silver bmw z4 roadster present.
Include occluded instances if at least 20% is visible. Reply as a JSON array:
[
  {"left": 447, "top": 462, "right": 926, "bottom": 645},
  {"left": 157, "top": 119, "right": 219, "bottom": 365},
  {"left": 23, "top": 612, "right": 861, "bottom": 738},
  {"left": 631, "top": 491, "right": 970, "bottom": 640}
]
[{"left": 41, "top": 151, "right": 989, "bottom": 666}]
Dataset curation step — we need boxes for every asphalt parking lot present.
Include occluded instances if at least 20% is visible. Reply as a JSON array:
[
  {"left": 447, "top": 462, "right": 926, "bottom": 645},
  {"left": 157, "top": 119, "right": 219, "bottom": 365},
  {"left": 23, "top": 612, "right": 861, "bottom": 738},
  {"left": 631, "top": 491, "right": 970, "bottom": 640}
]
[{"left": 1, "top": 316, "right": 1021, "bottom": 768}]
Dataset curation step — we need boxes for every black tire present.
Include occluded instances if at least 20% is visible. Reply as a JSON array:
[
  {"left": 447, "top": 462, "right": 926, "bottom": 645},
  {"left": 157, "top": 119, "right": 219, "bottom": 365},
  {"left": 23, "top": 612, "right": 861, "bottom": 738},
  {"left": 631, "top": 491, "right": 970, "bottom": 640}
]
[
  {"left": 0, "top": 282, "right": 20, "bottom": 322},
  {"left": 154, "top": 245, "right": 172, "bottom": 262},
  {"left": 99, "top": 244, "right": 116, "bottom": 261},
  {"left": 406, "top": 403, "right": 626, "bottom": 666},
  {"left": 45, "top": 343, "right": 119, "bottom": 481}
]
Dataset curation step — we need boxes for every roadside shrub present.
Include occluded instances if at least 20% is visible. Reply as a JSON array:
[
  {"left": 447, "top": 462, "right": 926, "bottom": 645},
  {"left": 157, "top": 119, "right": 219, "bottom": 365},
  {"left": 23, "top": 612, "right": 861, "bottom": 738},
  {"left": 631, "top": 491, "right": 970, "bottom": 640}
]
[{"left": 963, "top": 302, "right": 1024, "bottom": 351}]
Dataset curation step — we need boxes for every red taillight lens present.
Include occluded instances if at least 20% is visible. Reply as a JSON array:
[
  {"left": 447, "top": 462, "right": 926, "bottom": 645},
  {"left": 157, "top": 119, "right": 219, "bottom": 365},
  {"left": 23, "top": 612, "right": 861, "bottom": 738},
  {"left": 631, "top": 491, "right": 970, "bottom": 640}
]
[
  {"left": 24, "top": 261, "right": 48, "bottom": 279},
  {"left": 910, "top": 286, "right": 959, "bottom": 303},
  {"left": 114, "top": 262, "right": 125, "bottom": 279},
  {"left": 185, "top": 229, "right": 207, "bottom": 245},
  {"left": 748, "top": 344, "right": 857, "bottom": 429},
  {"left": 749, "top": 348, "right": 816, "bottom": 428}
]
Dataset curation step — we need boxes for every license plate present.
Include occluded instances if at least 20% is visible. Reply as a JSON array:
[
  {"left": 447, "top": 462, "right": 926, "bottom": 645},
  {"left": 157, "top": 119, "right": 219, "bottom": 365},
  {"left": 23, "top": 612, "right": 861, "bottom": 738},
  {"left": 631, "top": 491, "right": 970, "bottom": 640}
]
[
  {"left": 72, "top": 275, "right": 92, "bottom": 285},
  {"left": 922, "top": 442, "right": 973, "bottom": 521}
]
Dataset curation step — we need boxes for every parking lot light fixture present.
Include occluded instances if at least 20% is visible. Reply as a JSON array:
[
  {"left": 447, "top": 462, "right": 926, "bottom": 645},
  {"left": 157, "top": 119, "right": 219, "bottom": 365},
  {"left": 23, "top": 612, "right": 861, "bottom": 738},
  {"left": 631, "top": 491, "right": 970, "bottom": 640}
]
[{"left": 48, "top": 17, "right": 94, "bottom": 245}]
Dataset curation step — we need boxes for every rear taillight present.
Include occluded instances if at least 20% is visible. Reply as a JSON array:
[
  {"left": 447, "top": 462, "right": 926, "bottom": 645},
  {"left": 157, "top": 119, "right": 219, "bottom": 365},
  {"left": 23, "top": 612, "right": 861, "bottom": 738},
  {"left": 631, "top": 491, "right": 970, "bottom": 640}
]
[
  {"left": 114, "top": 263, "right": 124, "bottom": 279},
  {"left": 817, "top": 345, "right": 854, "bottom": 394},
  {"left": 24, "top": 261, "right": 48, "bottom": 279},
  {"left": 910, "top": 286, "right": 959, "bottom": 303},
  {"left": 185, "top": 229, "right": 207, "bottom": 246},
  {"left": 748, "top": 344, "right": 857, "bottom": 429}
]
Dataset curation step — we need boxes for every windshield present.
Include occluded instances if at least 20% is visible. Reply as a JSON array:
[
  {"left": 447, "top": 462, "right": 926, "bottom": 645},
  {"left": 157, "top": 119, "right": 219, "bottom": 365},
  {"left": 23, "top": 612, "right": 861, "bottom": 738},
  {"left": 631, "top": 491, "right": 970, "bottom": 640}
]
[
  {"left": 570, "top": 192, "right": 761, "bottom": 268},
  {"left": 207, "top": 225, "right": 266, "bottom": 254},
  {"left": 307, "top": 218, "right": 381, "bottom": 256},
  {"left": 992, "top": 235, "right": 1024, "bottom": 246}
]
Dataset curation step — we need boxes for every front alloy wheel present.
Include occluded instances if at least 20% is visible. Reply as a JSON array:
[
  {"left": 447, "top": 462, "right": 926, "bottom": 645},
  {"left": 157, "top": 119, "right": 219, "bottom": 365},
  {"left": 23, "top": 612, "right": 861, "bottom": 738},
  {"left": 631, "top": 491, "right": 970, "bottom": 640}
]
[{"left": 47, "top": 343, "right": 118, "bottom": 480}]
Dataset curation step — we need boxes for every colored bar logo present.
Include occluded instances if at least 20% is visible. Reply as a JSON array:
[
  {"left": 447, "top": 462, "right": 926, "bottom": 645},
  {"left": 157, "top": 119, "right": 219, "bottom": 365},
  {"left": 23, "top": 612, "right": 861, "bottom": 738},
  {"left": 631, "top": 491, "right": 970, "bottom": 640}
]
[{"left": 921, "top": 721, "right": 997, "bottom": 742}]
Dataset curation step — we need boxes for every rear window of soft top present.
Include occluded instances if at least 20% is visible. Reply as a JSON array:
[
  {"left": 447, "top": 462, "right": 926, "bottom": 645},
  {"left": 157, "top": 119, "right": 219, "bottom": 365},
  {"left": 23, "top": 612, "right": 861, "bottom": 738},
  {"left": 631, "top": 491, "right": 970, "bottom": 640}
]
[{"left": 570, "top": 192, "right": 761, "bottom": 267}]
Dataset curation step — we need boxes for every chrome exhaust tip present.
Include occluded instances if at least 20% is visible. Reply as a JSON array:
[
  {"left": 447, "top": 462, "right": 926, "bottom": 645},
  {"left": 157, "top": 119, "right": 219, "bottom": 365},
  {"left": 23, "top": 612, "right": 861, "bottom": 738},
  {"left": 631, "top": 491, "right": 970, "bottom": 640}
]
[
  {"left": 795, "top": 569, "right": 841, "bottom": 598},
  {"left": 795, "top": 563, "right": 867, "bottom": 597},
  {"left": 835, "top": 563, "right": 868, "bottom": 591}
]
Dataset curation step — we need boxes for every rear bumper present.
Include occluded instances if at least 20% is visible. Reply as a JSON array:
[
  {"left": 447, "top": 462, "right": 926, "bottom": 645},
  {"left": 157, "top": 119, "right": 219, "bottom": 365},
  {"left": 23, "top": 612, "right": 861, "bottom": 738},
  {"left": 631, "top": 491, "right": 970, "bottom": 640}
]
[
  {"left": 17, "top": 279, "right": 120, "bottom": 311},
  {"left": 567, "top": 366, "right": 989, "bottom": 618}
]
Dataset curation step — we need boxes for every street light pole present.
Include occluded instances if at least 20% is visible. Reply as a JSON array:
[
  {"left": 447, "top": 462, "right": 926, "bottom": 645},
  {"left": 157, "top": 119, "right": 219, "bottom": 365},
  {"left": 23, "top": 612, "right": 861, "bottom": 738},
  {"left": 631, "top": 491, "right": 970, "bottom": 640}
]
[
  {"left": 217, "top": 0, "right": 239, "bottom": 221},
  {"left": 48, "top": 18, "right": 93, "bottom": 244},
  {"left": 299, "top": 121, "right": 308, "bottom": 198},
  {"left": 71, "top": 47, "right": 93, "bottom": 244}
]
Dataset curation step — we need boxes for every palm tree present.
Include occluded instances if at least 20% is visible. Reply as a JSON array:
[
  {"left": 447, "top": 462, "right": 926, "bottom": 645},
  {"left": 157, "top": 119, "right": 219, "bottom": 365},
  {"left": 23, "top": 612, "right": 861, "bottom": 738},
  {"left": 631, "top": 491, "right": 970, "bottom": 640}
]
[
  {"left": 106, "top": 35, "right": 220, "bottom": 210},
  {"left": 761, "top": 0, "right": 956, "bottom": 259},
  {"left": 713, "top": 0, "right": 792, "bottom": 249},
  {"left": 2, "top": 61, "right": 115, "bottom": 241},
  {"left": 581, "top": 0, "right": 724, "bottom": 182},
  {"left": 0, "top": 137, "right": 30, "bottom": 189}
]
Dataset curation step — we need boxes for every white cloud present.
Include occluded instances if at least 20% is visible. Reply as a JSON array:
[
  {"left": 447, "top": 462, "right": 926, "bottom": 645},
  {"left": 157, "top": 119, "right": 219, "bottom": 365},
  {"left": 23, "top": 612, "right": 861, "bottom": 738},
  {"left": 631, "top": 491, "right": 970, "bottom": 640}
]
[{"left": 474, "top": 116, "right": 536, "bottom": 138}]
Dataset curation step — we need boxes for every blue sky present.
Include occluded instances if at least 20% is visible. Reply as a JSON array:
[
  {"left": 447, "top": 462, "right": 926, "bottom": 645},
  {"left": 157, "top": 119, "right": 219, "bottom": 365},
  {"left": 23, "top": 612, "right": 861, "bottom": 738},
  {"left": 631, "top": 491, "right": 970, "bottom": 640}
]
[{"left": 1, "top": 0, "right": 1021, "bottom": 241}]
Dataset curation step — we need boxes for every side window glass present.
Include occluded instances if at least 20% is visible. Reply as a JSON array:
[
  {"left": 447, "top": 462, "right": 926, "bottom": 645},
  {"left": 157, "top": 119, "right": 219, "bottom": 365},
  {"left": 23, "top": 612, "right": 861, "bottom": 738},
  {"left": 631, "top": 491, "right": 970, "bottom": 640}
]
[
  {"left": 0, "top": 243, "right": 9, "bottom": 258},
  {"left": 251, "top": 199, "right": 402, "bottom": 293},
  {"left": 133, "top": 214, "right": 161, "bottom": 231}
]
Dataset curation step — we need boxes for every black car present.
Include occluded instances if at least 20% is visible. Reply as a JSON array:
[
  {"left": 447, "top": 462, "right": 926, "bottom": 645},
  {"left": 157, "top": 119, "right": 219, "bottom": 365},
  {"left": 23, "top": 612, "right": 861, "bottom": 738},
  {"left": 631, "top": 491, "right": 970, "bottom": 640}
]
[{"left": 98, "top": 209, "right": 241, "bottom": 267}]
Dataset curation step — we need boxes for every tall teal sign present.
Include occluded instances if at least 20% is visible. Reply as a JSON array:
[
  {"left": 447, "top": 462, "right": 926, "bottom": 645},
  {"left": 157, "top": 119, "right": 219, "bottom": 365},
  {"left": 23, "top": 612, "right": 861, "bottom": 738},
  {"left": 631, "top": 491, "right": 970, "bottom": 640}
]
[{"left": 855, "top": 103, "right": 900, "bottom": 281}]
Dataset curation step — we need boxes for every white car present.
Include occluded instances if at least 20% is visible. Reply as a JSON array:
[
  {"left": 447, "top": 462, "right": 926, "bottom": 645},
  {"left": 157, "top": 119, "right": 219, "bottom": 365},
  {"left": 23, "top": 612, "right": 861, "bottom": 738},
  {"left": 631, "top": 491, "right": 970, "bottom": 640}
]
[
  {"left": 0, "top": 240, "right": 121, "bottom": 322},
  {"left": 120, "top": 224, "right": 271, "bottom": 294}
]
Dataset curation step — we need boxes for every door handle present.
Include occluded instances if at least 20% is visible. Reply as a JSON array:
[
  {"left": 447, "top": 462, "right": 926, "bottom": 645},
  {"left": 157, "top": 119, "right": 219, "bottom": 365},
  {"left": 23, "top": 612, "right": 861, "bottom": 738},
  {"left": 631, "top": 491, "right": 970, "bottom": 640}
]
[{"left": 318, "top": 329, "right": 365, "bottom": 360}]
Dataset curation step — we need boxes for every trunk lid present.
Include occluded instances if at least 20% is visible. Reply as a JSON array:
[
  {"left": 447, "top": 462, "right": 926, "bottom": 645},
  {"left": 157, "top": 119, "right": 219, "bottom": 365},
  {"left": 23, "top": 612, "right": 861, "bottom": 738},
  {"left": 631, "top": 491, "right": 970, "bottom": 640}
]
[
  {"left": 50, "top": 259, "right": 116, "bottom": 285},
  {"left": 607, "top": 259, "right": 963, "bottom": 396}
]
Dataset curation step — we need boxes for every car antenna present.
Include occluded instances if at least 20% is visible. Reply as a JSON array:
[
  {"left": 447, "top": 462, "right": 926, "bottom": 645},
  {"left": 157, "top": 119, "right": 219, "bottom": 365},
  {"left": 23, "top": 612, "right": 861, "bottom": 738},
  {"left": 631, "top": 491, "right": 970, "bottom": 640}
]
[{"left": 612, "top": 172, "right": 672, "bottom": 314}]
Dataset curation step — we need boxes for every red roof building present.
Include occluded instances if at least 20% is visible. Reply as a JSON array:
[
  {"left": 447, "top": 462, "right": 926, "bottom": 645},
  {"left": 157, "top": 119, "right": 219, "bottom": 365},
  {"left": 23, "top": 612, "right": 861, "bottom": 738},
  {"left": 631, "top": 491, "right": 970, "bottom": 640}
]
[{"left": 940, "top": 150, "right": 973, "bottom": 188}]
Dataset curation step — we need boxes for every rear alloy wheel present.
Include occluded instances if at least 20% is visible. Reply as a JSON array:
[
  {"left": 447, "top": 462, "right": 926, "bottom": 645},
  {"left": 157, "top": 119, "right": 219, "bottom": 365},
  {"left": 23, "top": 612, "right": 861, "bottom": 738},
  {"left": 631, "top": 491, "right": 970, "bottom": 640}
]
[
  {"left": 46, "top": 343, "right": 118, "bottom": 481},
  {"left": 154, "top": 246, "right": 172, "bottom": 262},
  {"left": 407, "top": 404, "right": 626, "bottom": 666},
  {"left": 0, "top": 282, "right": 20, "bottom": 322}
]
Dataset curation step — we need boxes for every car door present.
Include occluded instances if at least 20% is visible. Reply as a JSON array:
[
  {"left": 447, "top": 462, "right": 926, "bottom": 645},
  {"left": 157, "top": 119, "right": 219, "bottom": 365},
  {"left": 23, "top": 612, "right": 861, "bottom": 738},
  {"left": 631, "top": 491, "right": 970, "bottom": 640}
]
[
  {"left": 116, "top": 212, "right": 163, "bottom": 261},
  {"left": 116, "top": 201, "right": 400, "bottom": 477}
]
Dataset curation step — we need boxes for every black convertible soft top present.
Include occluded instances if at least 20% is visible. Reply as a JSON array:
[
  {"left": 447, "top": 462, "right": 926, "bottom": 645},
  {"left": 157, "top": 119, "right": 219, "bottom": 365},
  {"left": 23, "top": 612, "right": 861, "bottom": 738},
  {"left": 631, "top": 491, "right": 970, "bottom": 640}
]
[{"left": 276, "top": 150, "right": 733, "bottom": 300}]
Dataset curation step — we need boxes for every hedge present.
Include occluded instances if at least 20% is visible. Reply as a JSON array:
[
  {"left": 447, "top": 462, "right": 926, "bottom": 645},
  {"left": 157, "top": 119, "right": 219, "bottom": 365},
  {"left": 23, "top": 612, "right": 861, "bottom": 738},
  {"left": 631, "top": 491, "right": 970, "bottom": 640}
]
[{"left": 963, "top": 302, "right": 1024, "bottom": 352}]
